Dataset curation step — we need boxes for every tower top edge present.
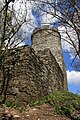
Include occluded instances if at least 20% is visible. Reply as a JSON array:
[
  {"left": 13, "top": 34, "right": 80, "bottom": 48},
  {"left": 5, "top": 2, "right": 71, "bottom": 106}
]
[{"left": 31, "top": 27, "right": 59, "bottom": 38}]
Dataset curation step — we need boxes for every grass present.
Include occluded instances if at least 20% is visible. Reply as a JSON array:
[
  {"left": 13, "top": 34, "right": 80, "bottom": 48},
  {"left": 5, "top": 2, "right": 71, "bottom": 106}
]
[
  {"left": 29, "top": 91, "right": 80, "bottom": 119},
  {"left": 0, "top": 97, "right": 27, "bottom": 112},
  {"left": 0, "top": 98, "right": 16, "bottom": 107},
  {"left": 0, "top": 91, "right": 80, "bottom": 119}
]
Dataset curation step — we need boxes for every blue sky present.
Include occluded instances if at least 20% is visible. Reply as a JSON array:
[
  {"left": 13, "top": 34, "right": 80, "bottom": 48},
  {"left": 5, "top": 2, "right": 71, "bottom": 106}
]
[{"left": 63, "top": 51, "right": 80, "bottom": 94}]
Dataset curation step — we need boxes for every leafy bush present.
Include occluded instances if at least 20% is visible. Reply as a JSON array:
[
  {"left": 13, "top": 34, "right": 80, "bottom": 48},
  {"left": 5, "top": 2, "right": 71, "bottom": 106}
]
[
  {"left": 29, "top": 91, "right": 80, "bottom": 119},
  {"left": 4, "top": 99, "right": 15, "bottom": 107}
]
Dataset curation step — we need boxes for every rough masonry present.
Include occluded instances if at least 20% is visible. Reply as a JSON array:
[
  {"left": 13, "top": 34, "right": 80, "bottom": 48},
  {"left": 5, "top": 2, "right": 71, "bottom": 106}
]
[
  {"left": 32, "top": 27, "right": 67, "bottom": 90},
  {"left": 0, "top": 27, "right": 68, "bottom": 105}
]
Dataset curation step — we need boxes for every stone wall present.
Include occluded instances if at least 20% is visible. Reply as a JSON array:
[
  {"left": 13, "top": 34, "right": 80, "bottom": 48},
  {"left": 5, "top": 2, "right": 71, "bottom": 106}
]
[
  {"left": 32, "top": 27, "right": 68, "bottom": 90},
  {"left": 0, "top": 46, "right": 64, "bottom": 104},
  {"left": 0, "top": 27, "right": 68, "bottom": 105}
]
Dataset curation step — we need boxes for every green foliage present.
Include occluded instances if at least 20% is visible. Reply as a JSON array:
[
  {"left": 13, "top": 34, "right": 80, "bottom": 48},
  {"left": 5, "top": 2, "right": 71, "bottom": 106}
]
[
  {"left": 29, "top": 91, "right": 80, "bottom": 118},
  {"left": 0, "top": 98, "right": 15, "bottom": 107},
  {"left": 0, "top": 97, "right": 25, "bottom": 112},
  {"left": 4, "top": 99, "right": 15, "bottom": 107},
  {"left": 0, "top": 91, "right": 80, "bottom": 118}
]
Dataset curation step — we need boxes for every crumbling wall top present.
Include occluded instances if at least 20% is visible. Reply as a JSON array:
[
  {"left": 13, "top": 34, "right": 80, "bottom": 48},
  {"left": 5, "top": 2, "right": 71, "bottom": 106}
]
[{"left": 31, "top": 27, "right": 60, "bottom": 40}]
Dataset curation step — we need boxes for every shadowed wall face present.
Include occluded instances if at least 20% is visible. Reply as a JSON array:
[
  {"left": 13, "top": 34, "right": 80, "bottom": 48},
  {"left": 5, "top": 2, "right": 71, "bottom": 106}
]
[
  {"left": 0, "top": 46, "right": 64, "bottom": 105},
  {"left": 32, "top": 28, "right": 68, "bottom": 90}
]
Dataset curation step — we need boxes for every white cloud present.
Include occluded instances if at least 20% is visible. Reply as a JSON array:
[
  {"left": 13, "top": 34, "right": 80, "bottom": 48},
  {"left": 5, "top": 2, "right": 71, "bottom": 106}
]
[
  {"left": 13, "top": 0, "right": 57, "bottom": 27},
  {"left": 58, "top": 25, "right": 78, "bottom": 51},
  {"left": 11, "top": 0, "right": 57, "bottom": 45},
  {"left": 58, "top": 25, "right": 78, "bottom": 59},
  {"left": 17, "top": 41, "right": 25, "bottom": 47},
  {"left": 7, "top": 0, "right": 79, "bottom": 54},
  {"left": 67, "top": 70, "right": 80, "bottom": 86}
]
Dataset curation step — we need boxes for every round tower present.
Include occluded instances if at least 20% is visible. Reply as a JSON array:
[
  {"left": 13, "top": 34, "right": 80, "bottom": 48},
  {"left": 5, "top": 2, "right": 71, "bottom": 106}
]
[{"left": 31, "top": 27, "right": 68, "bottom": 90}]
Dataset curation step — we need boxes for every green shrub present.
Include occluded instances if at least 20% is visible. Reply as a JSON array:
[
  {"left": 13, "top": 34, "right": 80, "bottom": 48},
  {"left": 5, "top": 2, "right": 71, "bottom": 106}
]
[
  {"left": 4, "top": 99, "right": 15, "bottom": 107},
  {"left": 0, "top": 91, "right": 80, "bottom": 119},
  {"left": 29, "top": 91, "right": 80, "bottom": 118}
]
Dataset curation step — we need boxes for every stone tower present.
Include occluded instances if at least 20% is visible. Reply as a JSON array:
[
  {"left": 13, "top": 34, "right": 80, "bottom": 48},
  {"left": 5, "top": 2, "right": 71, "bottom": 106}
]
[
  {"left": 32, "top": 27, "right": 68, "bottom": 90},
  {"left": 0, "top": 27, "right": 68, "bottom": 104}
]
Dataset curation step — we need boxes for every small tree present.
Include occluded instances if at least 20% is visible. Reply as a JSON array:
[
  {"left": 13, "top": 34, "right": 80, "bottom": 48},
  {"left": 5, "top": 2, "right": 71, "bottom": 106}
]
[{"left": 0, "top": 0, "right": 32, "bottom": 101}]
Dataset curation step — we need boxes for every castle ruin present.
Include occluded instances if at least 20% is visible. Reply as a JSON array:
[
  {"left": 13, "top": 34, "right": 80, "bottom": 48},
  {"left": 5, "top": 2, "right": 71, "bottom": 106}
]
[
  {"left": 0, "top": 27, "right": 68, "bottom": 105},
  {"left": 32, "top": 27, "right": 68, "bottom": 90}
]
